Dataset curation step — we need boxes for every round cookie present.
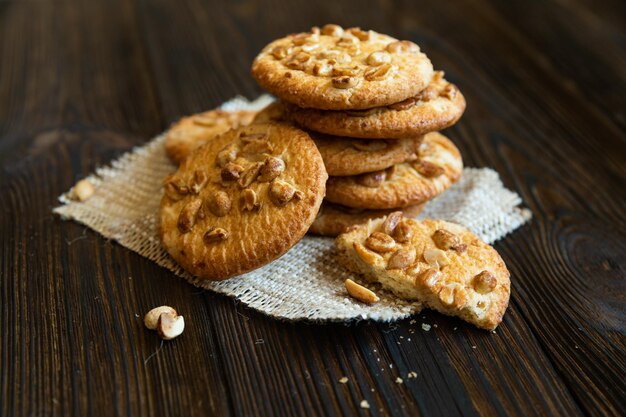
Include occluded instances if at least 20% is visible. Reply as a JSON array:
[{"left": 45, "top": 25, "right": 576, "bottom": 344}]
[
  {"left": 160, "top": 122, "right": 328, "bottom": 281},
  {"left": 165, "top": 109, "right": 257, "bottom": 164},
  {"left": 251, "top": 24, "right": 434, "bottom": 110},
  {"left": 335, "top": 215, "right": 510, "bottom": 330},
  {"left": 325, "top": 132, "right": 463, "bottom": 209},
  {"left": 252, "top": 101, "right": 423, "bottom": 176},
  {"left": 252, "top": 102, "right": 289, "bottom": 124},
  {"left": 285, "top": 71, "right": 466, "bottom": 139},
  {"left": 309, "top": 202, "right": 424, "bottom": 237},
  {"left": 312, "top": 133, "right": 422, "bottom": 176}
]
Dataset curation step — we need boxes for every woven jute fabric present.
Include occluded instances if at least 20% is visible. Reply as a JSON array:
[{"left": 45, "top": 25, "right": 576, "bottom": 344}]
[{"left": 54, "top": 95, "right": 531, "bottom": 322}]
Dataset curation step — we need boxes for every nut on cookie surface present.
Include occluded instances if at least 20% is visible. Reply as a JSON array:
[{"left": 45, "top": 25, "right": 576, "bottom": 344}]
[{"left": 160, "top": 122, "right": 327, "bottom": 280}]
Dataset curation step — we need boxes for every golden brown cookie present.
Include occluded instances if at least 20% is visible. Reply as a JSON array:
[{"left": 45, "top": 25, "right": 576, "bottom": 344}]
[
  {"left": 313, "top": 133, "right": 423, "bottom": 176},
  {"left": 335, "top": 215, "right": 510, "bottom": 329},
  {"left": 165, "top": 109, "right": 257, "bottom": 164},
  {"left": 160, "top": 123, "right": 328, "bottom": 281},
  {"left": 309, "top": 202, "right": 424, "bottom": 237},
  {"left": 251, "top": 24, "right": 434, "bottom": 110},
  {"left": 252, "top": 101, "right": 423, "bottom": 176},
  {"left": 286, "top": 71, "right": 466, "bottom": 139},
  {"left": 325, "top": 132, "right": 463, "bottom": 209},
  {"left": 252, "top": 102, "right": 289, "bottom": 124}
]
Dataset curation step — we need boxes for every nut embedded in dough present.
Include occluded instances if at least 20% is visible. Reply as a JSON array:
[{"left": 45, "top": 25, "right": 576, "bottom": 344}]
[
  {"left": 190, "top": 170, "right": 208, "bottom": 194},
  {"left": 423, "top": 248, "right": 450, "bottom": 269},
  {"left": 203, "top": 227, "right": 229, "bottom": 244},
  {"left": 392, "top": 220, "right": 414, "bottom": 243},
  {"left": 432, "top": 229, "right": 461, "bottom": 250},
  {"left": 364, "top": 231, "right": 396, "bottom": 252},
  {"left": 258, "top": 156, "right": 285, "bottom": 182},
  {"left": 413, "top": 160, "right": 445, "bottom": 178},
  {"left": 473, "top": 270, "right": 497, "bottom": 294},
  {"left": 177, "top": 198, "right": 203, "bottom": 233},
  {"left": 207, "top": 191, "right": 231, "bottom": 217},
  {"left": 387, "top": 249, "right": 416, "bottom": 270}
]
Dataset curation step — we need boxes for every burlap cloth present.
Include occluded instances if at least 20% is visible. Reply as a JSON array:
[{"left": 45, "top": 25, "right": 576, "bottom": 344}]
[{"left": 54, "top": 95, "right": 531, "bottom": 322}]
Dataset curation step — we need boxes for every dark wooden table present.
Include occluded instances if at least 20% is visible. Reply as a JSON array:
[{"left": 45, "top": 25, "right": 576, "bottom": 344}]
[{"left": 1, "top": 0, "right": 625, "bottom": 416}]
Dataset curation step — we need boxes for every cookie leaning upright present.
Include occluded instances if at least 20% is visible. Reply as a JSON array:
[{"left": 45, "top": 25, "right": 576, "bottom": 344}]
[
  {"left": 160, "top": 123, "right": 328, "bottom": 281},
  {"left": 251, "top": 24, "right": 434, "bottom": 110}
]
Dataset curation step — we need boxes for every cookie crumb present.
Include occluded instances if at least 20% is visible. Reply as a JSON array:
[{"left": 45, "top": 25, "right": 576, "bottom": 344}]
[
  {"left": 409, "top": 319, "right": 416, "bottom": 324},
  {"left": 339, "top": 377, "right": 349, "bottom": 384},
  {"left": 395, "top": 377, "right": 403, "bottom": 384},
  {"left": 360, "top": 400, "right": 370, "bottom": 409},
  {"left": 407, "top": 371, "right": 418, "bottom": 378},
  {"left": 421, "top": 323, "right": 431, "bottom": 331}
]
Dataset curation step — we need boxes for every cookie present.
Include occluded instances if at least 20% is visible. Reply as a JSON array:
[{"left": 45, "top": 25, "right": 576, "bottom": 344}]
[
  {"left": 309, "top": 202, "right": 424, "bottom": 237},
  {"left": 160, "top": 122, "right": 328, "bottom": 280},
  {"left": 325, "top": 132, "right": 463, "bottom": 209},
  {"left": 165, "top": 109, "right": 257, "bottom": 164},
  {"left": 335, "top": 215, "right": 510, "bottom": 329},
  {"left": 313, "top": 133, "right": 423, "bottom": 176},
  {"left": 252, "top": 101, "right": 423, "bottom": 176},
  {"left": 286, "top": 71, "right": 465, "bottom": 139},
  {"left": 252, "top": 101, "right": 288, "bottom": 124},
  {"left": 251, "top": 24, "right": 434, "bottom": 110}
]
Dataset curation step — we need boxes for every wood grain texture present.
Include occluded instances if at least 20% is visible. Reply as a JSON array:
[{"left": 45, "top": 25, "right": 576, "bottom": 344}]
[{"left": 1, "top": 0, "right": 624, "bottom": 416}]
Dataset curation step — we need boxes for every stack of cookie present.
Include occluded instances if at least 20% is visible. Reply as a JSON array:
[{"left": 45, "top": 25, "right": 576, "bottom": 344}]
[
  {"left": 250, "top": 24, "right": 466, "bottom": 236},
  {"left": 157, "top": 25, "right": 511, "bottom": 330}
]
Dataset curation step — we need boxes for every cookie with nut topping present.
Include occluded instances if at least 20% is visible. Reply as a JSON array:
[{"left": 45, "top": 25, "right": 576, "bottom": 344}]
[
  {"left": 335, "top": 215, "right": 510, "bottom": 329},
  {"left": 309, "top": 202, "right": 424, "bottom": 237},
  {"left": 313, "top": 133, "right": 423, "bottom": 176},
  {"left": 252, "top": 101, "right": 289, "bottom": 124},
  {"left": 325, "top": 132, "right": 462, "bottom": 209},
  {"left": 251, "top": 24, "right": 434, "bottom": 110},
  {"left": 160, "top": 122, "right": 328, "bottom": 280},
  {"left": 286, "top": 71, "right": 465, "bottom": 139},
  {"left": 251, "top": 101, "right": 424, "bottom": 176},
  {"left": 165, "top": 109, "right": 257, "bottom": 164}
]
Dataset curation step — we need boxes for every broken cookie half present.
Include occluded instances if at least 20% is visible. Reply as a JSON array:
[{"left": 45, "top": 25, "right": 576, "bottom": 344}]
[{"left": 335, "top": 213, "right": 510, "bottom": 330}]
